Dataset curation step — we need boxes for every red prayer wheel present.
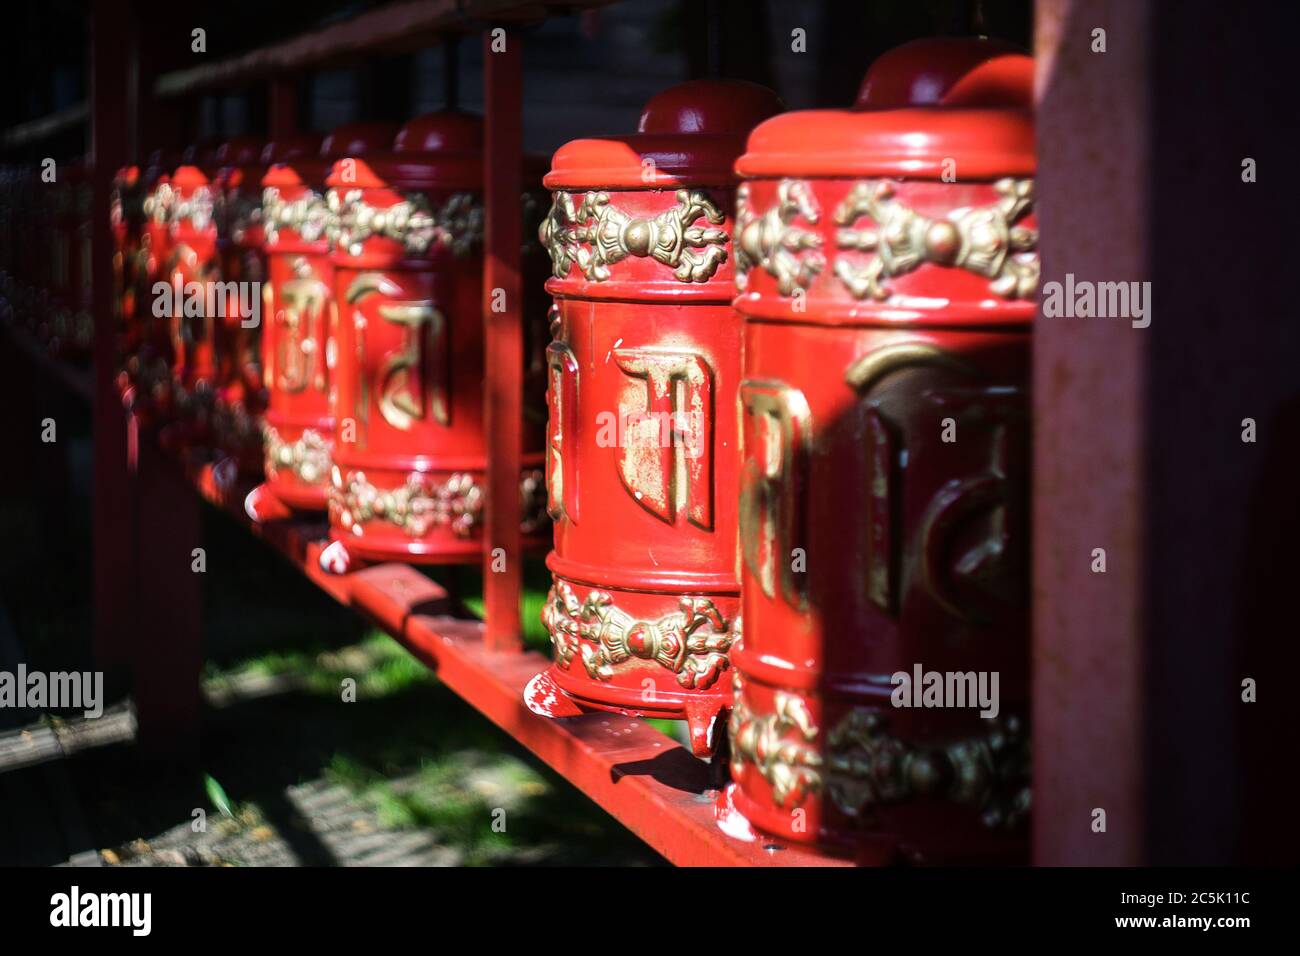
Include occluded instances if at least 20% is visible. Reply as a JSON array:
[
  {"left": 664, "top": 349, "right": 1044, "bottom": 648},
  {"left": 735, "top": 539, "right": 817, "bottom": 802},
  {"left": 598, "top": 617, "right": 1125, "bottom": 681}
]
[
  {"left": 320, "top": 112, "right": 548, "bottom": 570},
  {"left": 525, "top": 81, "right": 784, "bottom": 757},
  {"left": 212, "top": 136, "right": 270, "bottom": 472},
  {"left": 160, "top": 162, "right": 220, "bottom": 438},
  {"left": 111, "top": 164, "right": 144, "bottom": 362},
  {"left": 248, "top": 123, "right": 395, "bottom": 519},
  {"left": 132, "top": 151, "right": 182, "bottom": 420},
  {"left": 725, "top": 38, "right": 1035, "bottom": 862}
]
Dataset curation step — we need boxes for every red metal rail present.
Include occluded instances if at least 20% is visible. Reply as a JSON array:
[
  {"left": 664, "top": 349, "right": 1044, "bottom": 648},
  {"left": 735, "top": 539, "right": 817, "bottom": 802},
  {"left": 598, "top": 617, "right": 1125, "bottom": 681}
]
[
  {"left": 170, "top": 450, "right": 846, "bottom": 867},
  {"left": 150, "top": 0, "right": 617, "bottom": 98}
]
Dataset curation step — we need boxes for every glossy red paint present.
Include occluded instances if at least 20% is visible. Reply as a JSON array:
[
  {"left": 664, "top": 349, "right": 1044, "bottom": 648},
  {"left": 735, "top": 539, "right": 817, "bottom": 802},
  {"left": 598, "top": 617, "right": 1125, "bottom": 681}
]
[
  {"left": 728, "top": 38, "right": 1034, "bottom": 862},
  {"left": 111, "top": 164, "right": 144, "bottom": 359},
  {"left": 323, "top": 113, "right": 548, "bottom": 567},
  {"left": 213, "top": 136, "right": 272, "bottom": 474},
  {"left": 162, "top": 163, "right": 220, "bottom": 438},
  {"left": 254, "top": 124, "right": 391, "bottom": 512},
  {"left": 130, "top": 151, "right": 182, "bottom": 422},
  {"left": 530, "top": 81, "right": 783, "bottom": 757}
]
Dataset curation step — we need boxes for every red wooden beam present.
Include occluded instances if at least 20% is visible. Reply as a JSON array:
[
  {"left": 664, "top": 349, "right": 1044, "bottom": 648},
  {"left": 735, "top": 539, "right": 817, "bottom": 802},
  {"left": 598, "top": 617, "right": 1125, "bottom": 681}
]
[
  {"left": 481, "top": 29, "right": 524, "bottom": 652},
  {"left": 150, "top": 1, "right": 617, "bottom": 98}
]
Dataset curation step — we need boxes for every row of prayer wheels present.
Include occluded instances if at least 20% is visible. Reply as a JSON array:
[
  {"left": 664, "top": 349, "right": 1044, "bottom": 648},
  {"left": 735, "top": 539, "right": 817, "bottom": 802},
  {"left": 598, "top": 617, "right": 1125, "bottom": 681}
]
[
  {"left": 528, "top": 37, "right": 1034, "bottom": 863},
  {"left": 94, "top": 35, "right": 1033, "bottom": 863},
  {"left": 110, "top": 119, "right": 550, "bottom": 566}
]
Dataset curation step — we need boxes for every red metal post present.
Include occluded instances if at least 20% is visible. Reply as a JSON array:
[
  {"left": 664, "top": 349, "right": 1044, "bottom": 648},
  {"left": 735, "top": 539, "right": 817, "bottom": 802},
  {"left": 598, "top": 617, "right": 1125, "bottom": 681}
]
[
  {"left": 89, "top": 1, "right": 135, "bottom": 671},
  {"left": 133, "top": 441, "right": 202, "bottom": 759},
  {"left": 1032, "top": 0, "right": 1148, "bottom": 866},
  {"left": 269, "top": 77, "right": 298, "bottom": 142},
  {"left": 482, "top": 29, "right": 524, "bottom": 652}
]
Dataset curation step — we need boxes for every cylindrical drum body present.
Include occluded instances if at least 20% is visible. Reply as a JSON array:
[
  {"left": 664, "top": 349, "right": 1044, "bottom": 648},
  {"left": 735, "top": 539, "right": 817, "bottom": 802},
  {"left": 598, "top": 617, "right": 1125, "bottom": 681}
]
[
  {"left": 533, "top": 81, "right": 783, "bottom": 756},
  {"left": 111, "top": 164, "right": 145, "bottom": 362},
  {"left": 259, "top": 123, "right": 394, "bottom": 510},
  {"left": 325, "top": 112, "right": 547, "bottom": 563},
  {"left": 162, "top": 163, "right": 220, "bottom": 398},
  {"left": 214, "top": 137, "right": 271, "bottom": 406},
  {"left": 134, "top": 153, "right": 181, "bottom": 418},
  {"left": 727, "top": 38, "right": 1035, "bottom": 862}
]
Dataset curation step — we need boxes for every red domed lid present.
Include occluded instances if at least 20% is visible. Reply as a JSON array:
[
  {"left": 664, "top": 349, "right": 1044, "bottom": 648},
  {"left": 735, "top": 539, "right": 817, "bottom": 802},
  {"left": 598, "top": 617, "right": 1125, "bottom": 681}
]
[
  {"left": 320, "top": 121, "right": 400, "bottom": 158},
  {"left": 170, "top": 165, "right": 211, "bottom": 189},
  {"left": 262, "top": 134, "right": 322, "bottom": 165},
  {"left": 736, "top": 37, "right": 1033, "bottom": 180},
  {"left": 394, "top": 110, "right": 483, "bottom": 153},
  {"left": 215, "top": 137, "right": 265, "bottom": 168},
  {"left": 545, "top": 79, "right": 783, "bottom": 189},
  {"left": 325, "top": 112, "right": 483, "bottom": 190},
  {"left": 181, "top": 141, "right": 222, "bottom": 171}
]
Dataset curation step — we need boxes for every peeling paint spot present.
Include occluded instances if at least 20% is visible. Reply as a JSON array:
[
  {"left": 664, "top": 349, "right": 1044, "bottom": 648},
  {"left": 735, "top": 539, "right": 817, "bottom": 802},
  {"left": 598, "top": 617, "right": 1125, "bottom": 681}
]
[{"left": 714, "top": 784, "right": 757, "bottom": 842}]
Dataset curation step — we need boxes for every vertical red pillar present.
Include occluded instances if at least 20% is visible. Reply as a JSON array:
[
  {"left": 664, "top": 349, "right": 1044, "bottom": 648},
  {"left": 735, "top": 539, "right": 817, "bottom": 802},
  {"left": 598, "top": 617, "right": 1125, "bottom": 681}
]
[
  {"left": 89, "top": 1, "right": 134, "bottom": 671},
  {"left": 482, "top": 30, "right": 524, "bottom": 652},
  {"left": 269, "top": 77, "right": 298, "bottom": 143},
  {"left": 1032, "top": 0, "right": 1148, "bottom": 866}
]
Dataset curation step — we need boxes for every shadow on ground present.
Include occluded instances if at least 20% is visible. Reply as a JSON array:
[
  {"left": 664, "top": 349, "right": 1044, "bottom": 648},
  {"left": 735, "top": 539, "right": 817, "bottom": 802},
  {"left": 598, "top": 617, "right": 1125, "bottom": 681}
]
[{"left": 0, "top": 409, "right": 664, "bottom": 866}]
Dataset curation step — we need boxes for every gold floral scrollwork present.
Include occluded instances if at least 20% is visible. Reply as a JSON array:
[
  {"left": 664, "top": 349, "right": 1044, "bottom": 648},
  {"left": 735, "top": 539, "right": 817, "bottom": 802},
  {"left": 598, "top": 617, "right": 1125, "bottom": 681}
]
[
  {"left": 168, "top": 185, "right": 215, "bottom": 232},
  {"left": 330, "top": 469, "right": 484, "bottom": 539},
  {"left": 833, "top": 177, "right": 1038, "bottom": 301},
  {"left": 734, "top": 180, "right": 825, "bottom": 294},
  {"left": 262, "top": 424, "right": 332, "bottom": 487},
  {"left": 826, "top": 709, "right": 1030, "bottom": 830},
  {"left": 539, "top": 189, "right": 729, "bottom": 283},
  {"left": 262, "top": 187, "right": 332, "bottom": 246},
  {"left": 142, "top": 183, "right": 176, "bottom": 226},
  {"left": 728, "top": 669, "right": 824, "bottom": 808},
  {"left": 329, "top": 468, "right": 548, "bottom": 539},
  {"left": 542, "top": 581, "right": 734, "bottom": 689},
  {"left": 728, "top": 675, "right": 1031, "bottom": 829},
  {"left": 327, "top": 189, "right": 483, "bottom": 258}
]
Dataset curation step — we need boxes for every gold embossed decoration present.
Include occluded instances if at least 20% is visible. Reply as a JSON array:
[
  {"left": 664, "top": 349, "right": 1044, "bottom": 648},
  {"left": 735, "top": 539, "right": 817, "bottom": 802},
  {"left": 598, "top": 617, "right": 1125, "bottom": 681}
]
[
  {"left": 327, "top": 189, "right": 483, "bottom": 258},
  {"left": 827, "top": 709, "right": 1030, "bottom": 830},
  {"left": 142, "top": 183, "right": 176, "bottom": 226},
  {"left": 833, "top": 177, "right": 1038, "bottom": 300},
  {"left": 169, "top": 185, "right": 215, "bottom": 232},
  {"left": 734, "top": 180, "right": 825, "bottom": 294},
  {"left": 330, "top": 469, "right": 484, "bottom": 538},
  {"left": 262, "top": 424, "right": 332, "bottom": 487},
  {"left": 262, "top": 186, "right": 332, "bottom": 245},
  {"left": 728, "top": 671, "right": 823, "bottom": 808},
  {"left": 728, "top": 675, "right": 1030, "bottom": 829},
  {"left": 539, "top": 189, "right": 729, "bottom": 283},
  {"left": 329, "top": 468, "right": 548, "bottom": 539},
  {"left": 543, "top": 581, "right": 734, "bottom": 689}
]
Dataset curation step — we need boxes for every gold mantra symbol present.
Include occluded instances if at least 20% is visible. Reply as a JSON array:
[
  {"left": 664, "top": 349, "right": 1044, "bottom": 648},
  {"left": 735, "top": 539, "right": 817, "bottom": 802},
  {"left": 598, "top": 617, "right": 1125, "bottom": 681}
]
[
  {"left": 739, "top": 380, "right": 811, "bottom": 610},
  {"left": 845, "top": 341, "right": 1026, "bottom": 622},
  {"left": 614, "top": 348, "right": 714, "bottom": 529},
  {"left": 274, "top": 258, "right": 330, "bottom": 394},
  {"left": 545, "top": 306, "right": 579, "bottom": 523},
  {"left": 346, "top": 273, "right": 448, "bottom": 431}
]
